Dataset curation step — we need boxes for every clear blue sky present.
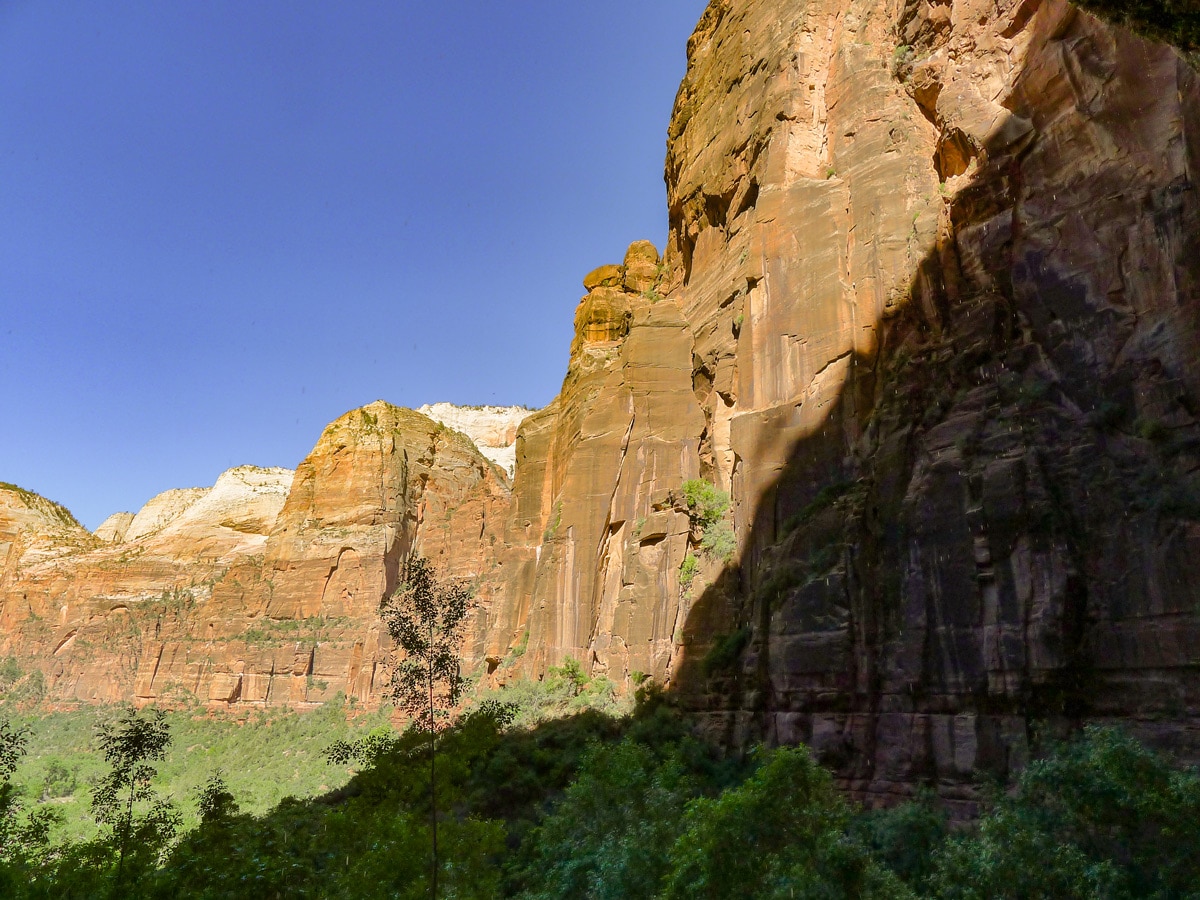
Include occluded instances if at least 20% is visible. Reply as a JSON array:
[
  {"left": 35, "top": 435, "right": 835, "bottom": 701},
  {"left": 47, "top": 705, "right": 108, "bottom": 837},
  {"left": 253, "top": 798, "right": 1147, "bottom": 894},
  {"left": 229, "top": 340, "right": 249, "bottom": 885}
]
[{"left": 0, "top": 1, "right": 708, "bottom": 529}]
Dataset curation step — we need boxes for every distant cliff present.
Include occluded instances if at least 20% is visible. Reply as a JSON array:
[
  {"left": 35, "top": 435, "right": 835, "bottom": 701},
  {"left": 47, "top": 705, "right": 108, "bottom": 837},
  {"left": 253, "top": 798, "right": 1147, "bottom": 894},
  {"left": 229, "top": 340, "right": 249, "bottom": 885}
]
[{"left": 3, "top": 0, "right": 1198, "bottom": 805}]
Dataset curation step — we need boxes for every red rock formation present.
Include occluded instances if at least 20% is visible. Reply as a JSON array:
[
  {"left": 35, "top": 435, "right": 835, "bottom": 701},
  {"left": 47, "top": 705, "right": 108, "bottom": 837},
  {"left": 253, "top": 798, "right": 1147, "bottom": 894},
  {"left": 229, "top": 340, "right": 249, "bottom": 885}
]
[
  {"left": 474, "top": 0, "right": 1200, "bottom": 807},
  {"left": 649, "top": 0, "right": 1200, "bottom": 808}
]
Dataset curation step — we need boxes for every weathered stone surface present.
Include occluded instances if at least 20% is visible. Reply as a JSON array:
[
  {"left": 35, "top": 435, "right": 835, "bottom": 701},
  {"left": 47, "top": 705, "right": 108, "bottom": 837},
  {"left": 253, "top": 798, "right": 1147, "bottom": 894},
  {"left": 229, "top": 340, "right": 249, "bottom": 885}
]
[
  {"left": 0, "top": 467, "right": 293, "bottom": 702},
  {"left": 125, "top": 488, "right": 210, "bottom": 542},
  {"left": 649, "top": 0, "right": 1200, "bottom": 807},
  {"left": 0, "top": 483, "right": 95, "bottom": 574},
  {"left": 583, "top": 264, "right": 623, "bottom": 291},
  {"left": 0, "top": 402, "right": 517, "bottom": 707},
  {"left": 417, "top": 402, "right": 534, "bottom": 476},
  {"left": 94, "top": 512, "right": 134, "bottom": 544}
]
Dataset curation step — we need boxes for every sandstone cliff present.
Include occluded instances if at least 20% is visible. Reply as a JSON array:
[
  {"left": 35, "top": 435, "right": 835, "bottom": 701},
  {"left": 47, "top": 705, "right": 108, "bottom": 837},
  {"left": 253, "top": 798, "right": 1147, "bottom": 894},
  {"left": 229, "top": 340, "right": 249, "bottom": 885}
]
[
  {"left": 417, "top": 403, "right": 532, "bottom": 476},
  {"left": 2, "top": 0, "right": 1198, "bottom": 807},
  {"left": 650, "top": 0, "right": 1200, "bottom": 807},
  {"left": 472, "top": 0, "right": 1200, "bottom": 805},
  {"left": 0, "top": 405, "right": 515, "bottom": 707}
]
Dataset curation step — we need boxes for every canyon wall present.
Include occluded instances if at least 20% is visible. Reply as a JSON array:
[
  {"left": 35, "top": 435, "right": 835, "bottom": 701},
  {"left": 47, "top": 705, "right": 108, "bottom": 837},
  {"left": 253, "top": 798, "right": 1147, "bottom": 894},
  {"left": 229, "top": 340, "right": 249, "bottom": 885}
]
[
  {"left": 0, "top": 404, "right": 518, "bottom": 707},
  {"left": 653, "top": 0, "right": 1200, "bottom": 807},
  {"left": 2, "top": 0, "right": 1198, "bottom": 805}
]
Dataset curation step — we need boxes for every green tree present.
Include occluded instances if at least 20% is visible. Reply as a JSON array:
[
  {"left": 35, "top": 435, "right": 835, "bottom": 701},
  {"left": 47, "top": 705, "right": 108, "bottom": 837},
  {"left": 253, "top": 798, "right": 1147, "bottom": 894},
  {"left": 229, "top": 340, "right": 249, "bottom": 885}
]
[
  {"left": 0, "top": 719, "right": 59, "bottom": 896},
  {"left": 679, "top": 479, "right": 730, "bottom": 528},
  {"left": 663, "top": 746, "right": 910, "bottom": 899},
  {"left": 852, "top": 787, "right": 947, "bottom": 892},
  {"left": 90, "top": 707, "right": 178, "bottom": 898},
  {"left": 931, "top": 726, "right": 1200, "bottom": 899},
  {"left": 0, "top": 719, "right": 30, "bottom": 895},
  {"left": 380, "top": 555, "right": 473, "bottom": 900},
  {"left": 195, "top": 773, "right": 239, "bottom": 827},
  {"left": 516, "top": 738, "right": 694, "bottom": 900}
]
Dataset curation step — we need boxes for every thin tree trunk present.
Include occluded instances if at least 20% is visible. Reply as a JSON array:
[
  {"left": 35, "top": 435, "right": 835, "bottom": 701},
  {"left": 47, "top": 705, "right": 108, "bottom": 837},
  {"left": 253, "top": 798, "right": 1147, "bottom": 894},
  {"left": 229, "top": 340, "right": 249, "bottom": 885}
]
[
  {"left": 429, "top": 619, "right": 438, "bottom": 900},
  {"left": 113, "top": 779, "right": 135, "bottom": 898}
]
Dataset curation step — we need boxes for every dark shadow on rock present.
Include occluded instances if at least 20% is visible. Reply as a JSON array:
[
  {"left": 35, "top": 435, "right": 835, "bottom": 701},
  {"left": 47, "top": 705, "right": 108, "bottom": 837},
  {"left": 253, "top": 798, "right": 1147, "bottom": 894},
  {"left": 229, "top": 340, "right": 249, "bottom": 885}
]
[{"left": 671, "top": 5, "right": 1200, "bottom": 812}]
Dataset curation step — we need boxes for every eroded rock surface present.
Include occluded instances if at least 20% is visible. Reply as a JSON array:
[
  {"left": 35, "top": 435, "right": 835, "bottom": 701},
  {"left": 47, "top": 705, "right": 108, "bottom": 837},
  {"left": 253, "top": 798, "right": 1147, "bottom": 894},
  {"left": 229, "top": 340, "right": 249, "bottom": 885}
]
[
  {"left": 417, "top": 403, "right": 534, "bottom": 476},
  {"left": 652, "top": 0, "right": 1200, "bottom": 809}
]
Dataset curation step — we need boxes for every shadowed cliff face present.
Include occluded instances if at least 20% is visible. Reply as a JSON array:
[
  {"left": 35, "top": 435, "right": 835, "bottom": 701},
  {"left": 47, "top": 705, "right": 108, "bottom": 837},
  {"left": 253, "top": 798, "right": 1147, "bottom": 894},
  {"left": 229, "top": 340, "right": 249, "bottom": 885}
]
[{"left": 658, "top": 0, "right": 1200, "bottom": 809}]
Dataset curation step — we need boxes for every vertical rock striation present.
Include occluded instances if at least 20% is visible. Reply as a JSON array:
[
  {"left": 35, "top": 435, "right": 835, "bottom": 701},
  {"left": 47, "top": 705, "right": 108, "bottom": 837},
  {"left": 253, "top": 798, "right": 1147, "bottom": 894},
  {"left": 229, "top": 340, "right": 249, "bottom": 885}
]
[{"left": 649, "top": 0, "right": 1200, "bottom": 807}]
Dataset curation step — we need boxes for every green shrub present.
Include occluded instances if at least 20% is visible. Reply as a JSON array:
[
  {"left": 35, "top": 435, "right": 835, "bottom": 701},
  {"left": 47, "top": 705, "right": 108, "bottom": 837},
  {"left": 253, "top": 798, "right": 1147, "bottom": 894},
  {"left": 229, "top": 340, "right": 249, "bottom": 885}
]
[
  {"left": 516, "top": 739, "right": 694, "bottom": 900},
  {"left": 679, "top": 554, "right": 700, "bottom": 592},
  {"left": 700, "top": 521, "right": 735, "bottom": 562},
  {"left": 930, "top": 726, "right": 1200, "bottom": 899},
  {"left": 663, "top": 747, "right": 909, "bottom": 899},
  {"left": 547, "top": 657, "right": 589, "bottom": 697},
  {"left": 680, "top": 480, "right": 729, "bottom": 528},
  {"left": 852, "top": 788, "right": 947, "bottom": 890},
  {"left": 701, "top": 628, "right": 750, "bottom": 677}
]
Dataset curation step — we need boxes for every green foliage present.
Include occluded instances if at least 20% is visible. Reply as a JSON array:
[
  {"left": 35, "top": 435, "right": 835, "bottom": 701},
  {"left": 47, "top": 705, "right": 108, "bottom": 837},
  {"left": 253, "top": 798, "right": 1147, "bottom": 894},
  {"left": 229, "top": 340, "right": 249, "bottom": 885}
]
[
  {"left": 195, "top": 774, "right": 238, "bottom": 826},
  {"left": 930, "top": 726, "right": 1200, "bottom": 899},
  {"left": 546, "top": 656, "right": 589, "bottom": 697},
  {"left": 3, "top": 691, "right": 1198, "bottom": 900},
  {"left": 852, "top": 788, "right": 947, "bottom": 891},
  {"left": 1136, "top": 417, "right": 1172, "bottom": 444},
  {"left": 700, "top": 520, "right": 735, "bottom": 562},
  {"left": 382, "top": 556, "right": 473, "bottom": 734},
  {"left": 472, "top": 672, "right": 629, "bottom": 729},
  {"left": 502, "top": 628, "right": 530, "bottom": 669},
  {"left": 543, "top": 502, "right": 563, "bottom": 542},
  {"left": 90, "top": 707, "right": 179, "bottom": 895},
  {"left": 379, "top": 555, "right": 475, "bottom": 898},
  {"left": 38, "top": 760, "right": 76, "bottom": 801},
  {"left": 701, "top": 628, "right": 750, "bottom": 677},
  {"left": 234, "top": 615, "right": 351, "bottom": 646},
  {"left": 663, "top": 747, "right": 909, "bottom": 899},
  {"left": 515, "top": 739, "right": 694, "bottom": 900},
  {"left": 680, "top": 479, "right": 729, "bottom": 528},
  {"left": 679, "top": 553, "right": 699, "bottom": 591},
  {"left": 6, "top": 696, "right": 386, "bottom": 843},
  {"left": 0, "top": 658, "right": 47, "bottom": 708},
  {"left": 0, "top": 656, "right": 22, "bottom": 690},
  {"left": 680, "top": 479, "right": 736, "bottom": 567}
]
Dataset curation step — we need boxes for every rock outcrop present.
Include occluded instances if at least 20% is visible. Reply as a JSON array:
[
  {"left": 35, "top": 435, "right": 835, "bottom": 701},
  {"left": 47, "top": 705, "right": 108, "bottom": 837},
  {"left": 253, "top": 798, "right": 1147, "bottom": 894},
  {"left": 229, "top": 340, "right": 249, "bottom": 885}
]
[
  {"left": 0, "top": 404, "right": 514, "bottom": 707},
  {"left": 2, "top": 0, "right": 1198, "bottom": 807},
  {"left": 651, "top": 0, "right": 1200, "bottom": 808},
  {"left": 478, "top": 0, "right": 1200, "bottom": 805},
  {"left": 417, "top": 403, "right": 533, "bottom": 476}
]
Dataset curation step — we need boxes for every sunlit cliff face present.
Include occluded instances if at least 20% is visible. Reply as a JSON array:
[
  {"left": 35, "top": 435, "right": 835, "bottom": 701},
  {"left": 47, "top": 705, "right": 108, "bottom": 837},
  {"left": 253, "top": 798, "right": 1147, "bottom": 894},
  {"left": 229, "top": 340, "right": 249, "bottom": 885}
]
[{"left": 661, "top": 0, "right": 1084, "bottom": 539}]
